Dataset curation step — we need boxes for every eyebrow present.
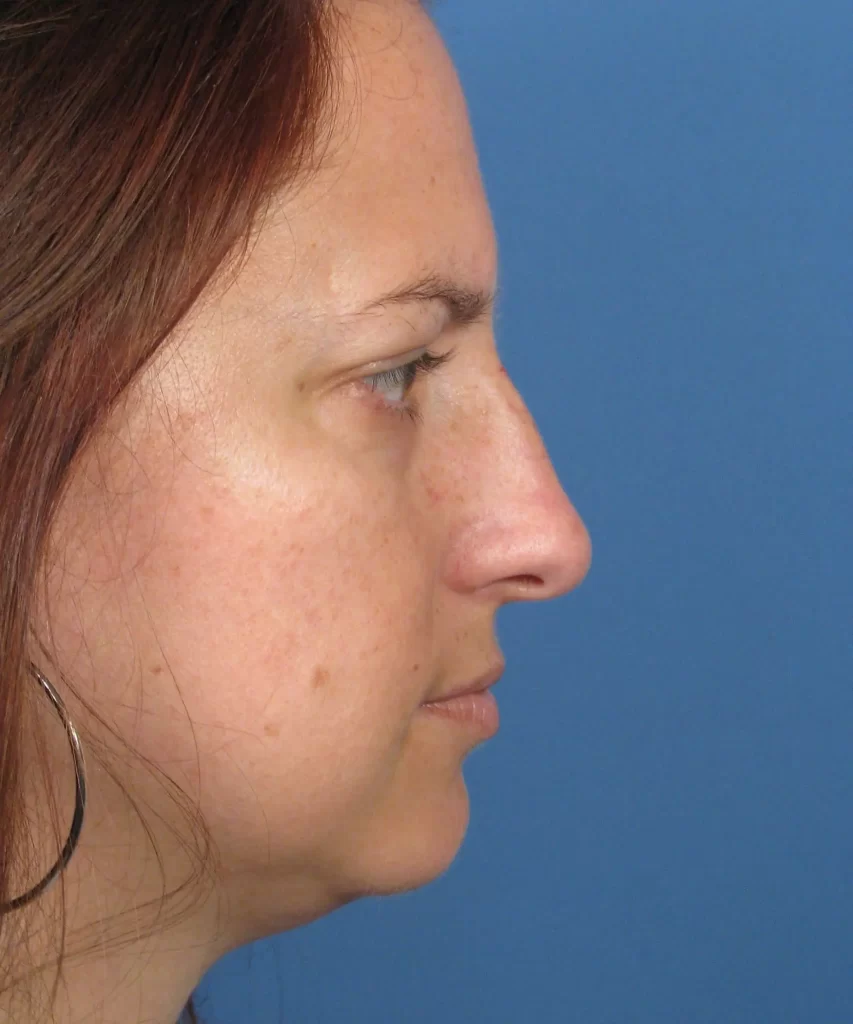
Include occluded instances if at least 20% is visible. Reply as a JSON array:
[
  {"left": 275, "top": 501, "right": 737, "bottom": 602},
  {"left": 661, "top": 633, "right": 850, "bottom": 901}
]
[{"left": 357, "top": 272, "right": 497, "bottom": 328}]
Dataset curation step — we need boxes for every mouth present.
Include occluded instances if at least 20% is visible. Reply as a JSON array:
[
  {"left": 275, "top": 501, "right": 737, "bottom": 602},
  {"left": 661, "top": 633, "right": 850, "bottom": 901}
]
[{"left": 419, "top": 664, "right": 504, "bottom": 738}]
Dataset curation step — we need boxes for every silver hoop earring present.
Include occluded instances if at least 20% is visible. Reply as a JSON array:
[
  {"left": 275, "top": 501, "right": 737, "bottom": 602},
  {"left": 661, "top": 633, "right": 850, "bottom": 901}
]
[{"left": 0, "top": 665, "right": 87, "bottom": 914}]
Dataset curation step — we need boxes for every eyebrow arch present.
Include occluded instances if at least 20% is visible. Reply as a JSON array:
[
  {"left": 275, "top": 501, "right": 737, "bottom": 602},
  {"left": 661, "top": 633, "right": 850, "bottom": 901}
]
[{"left": 358, "top": 272, "right": 498, "bottom": 328}]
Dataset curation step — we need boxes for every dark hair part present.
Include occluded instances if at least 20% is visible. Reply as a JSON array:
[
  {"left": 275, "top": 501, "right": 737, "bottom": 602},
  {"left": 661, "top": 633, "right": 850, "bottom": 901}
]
[{"left": 0, "top": 0, "right": 336, "bottom": 1015}]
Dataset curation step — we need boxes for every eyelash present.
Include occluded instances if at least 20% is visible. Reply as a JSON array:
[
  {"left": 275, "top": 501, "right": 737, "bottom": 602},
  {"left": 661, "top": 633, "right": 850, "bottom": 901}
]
[{"left": 364, "top": 349, "right": 455, "bottom": 423}]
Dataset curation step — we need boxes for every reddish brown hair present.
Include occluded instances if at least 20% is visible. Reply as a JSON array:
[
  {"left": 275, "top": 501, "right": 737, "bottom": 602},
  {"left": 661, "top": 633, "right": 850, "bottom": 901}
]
[{"left": 0, "top": 0, "right": 336, "bottom": 1014}]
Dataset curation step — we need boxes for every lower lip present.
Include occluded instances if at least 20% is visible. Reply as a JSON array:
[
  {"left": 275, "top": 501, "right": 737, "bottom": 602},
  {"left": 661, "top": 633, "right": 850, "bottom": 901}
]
[{"left": 419, "top": 690, "right": 499, "bottom": 738}]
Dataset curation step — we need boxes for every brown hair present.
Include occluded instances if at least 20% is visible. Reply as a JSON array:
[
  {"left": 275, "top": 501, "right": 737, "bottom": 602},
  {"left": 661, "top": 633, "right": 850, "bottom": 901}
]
[{"left": 0, "top": 0, "right": 337, "bottom": 1015}]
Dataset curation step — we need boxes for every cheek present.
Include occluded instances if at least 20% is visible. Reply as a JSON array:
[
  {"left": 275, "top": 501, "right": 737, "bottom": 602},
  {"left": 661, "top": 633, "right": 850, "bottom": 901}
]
[
  {"left": 56, "top": 447, "right": 440, "bottom": 845},
  {"left": 160, "top": 488, "right": 431, "bottom": 728}
]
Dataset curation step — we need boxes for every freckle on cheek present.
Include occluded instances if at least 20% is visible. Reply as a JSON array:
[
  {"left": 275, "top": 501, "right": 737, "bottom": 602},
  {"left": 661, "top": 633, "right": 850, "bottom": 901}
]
[
  {"left": 264, "top": 722, "right": 281, "bottom": 738},
  {"left": 150, "top": 664, "right": 163, "bottom": 676}
]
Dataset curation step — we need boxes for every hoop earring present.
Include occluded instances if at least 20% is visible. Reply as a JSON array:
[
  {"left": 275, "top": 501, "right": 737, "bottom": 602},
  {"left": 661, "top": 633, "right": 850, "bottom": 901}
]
[{"left": 0, "top": 665, "right": 87, "bottom": 914}]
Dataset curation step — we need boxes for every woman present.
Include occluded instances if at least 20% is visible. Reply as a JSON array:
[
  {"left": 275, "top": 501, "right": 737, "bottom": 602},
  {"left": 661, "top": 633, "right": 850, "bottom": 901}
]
[{"left": 0, "top": 0, "right": 591, "bottom": 1019}]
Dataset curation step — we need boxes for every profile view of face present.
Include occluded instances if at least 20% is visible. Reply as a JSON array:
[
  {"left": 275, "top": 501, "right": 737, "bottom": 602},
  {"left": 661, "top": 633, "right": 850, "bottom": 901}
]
[{"left": 42, "top": 0, "right": 591, "bottom": 936}]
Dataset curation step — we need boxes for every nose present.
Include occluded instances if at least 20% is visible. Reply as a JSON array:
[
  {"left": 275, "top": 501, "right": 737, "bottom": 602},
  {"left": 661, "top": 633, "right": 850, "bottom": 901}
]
[{"left": 445, "top": 370, "right": 592, "bottom": 604}]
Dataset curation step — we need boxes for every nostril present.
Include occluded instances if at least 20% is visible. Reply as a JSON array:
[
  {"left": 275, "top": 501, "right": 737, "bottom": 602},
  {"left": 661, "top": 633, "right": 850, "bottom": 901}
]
[{"left": 510, "top": 574, "right": 543, "bottom": 589}]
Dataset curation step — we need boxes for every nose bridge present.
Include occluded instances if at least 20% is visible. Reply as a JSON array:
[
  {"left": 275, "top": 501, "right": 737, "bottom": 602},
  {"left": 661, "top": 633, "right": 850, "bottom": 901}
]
[
  {"left": 446, "top": 367, "right": 592, "bottom": 600},
  {"left": 480, "top": 367, "right": 562, "bottom": 499},
  {"left": 493, "top": 367, "right": 552, "bottom": 467}
]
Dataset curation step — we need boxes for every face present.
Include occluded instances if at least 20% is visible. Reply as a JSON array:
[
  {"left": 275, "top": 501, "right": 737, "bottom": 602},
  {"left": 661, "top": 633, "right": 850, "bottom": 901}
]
[{"left": 39, "top": 0, "right": 591, "bottom": 936}]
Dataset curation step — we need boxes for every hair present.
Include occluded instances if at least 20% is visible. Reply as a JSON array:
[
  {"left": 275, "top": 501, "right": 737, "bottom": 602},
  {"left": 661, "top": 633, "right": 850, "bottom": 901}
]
[{"left": 0, "top": 0, "right": 339, "bottom": 1017}]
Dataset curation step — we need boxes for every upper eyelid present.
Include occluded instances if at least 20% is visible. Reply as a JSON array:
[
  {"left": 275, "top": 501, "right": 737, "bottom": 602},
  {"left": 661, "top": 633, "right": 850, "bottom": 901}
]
[
  {"left": 363, "top": 348, "right": 454, "bottom": 388},
  {"left": 352, "top": 339, "right": 456, "bottom": 385},
  {"left": 358, "top": 345, "right": 434, "bottom": 378}
]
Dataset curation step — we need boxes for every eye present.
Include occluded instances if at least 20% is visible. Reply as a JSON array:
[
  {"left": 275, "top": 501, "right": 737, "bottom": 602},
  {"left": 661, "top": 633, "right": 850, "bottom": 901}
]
[{"left": 363, "top": 350, "right": 455, "bottom": 420}]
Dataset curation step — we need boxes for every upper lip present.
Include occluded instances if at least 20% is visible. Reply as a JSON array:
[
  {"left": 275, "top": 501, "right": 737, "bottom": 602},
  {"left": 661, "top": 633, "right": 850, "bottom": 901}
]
[{"left": 423, "top": 663, "right": 505, "bottom": 704}]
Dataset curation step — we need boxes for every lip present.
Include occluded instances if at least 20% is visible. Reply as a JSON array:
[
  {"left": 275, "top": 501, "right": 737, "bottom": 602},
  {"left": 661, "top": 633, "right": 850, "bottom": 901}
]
[
  {"left": 418, "top": 664, "right": 504, "bottom": 739},
  {"left": 422, "top": 664, "right": 505, "bottom": 705}
]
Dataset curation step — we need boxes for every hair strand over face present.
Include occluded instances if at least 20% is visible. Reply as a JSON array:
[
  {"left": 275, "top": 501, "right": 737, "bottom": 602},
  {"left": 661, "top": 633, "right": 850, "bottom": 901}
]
[{"left": 0, "top": 0, "right": 336, "bottom": 1015}]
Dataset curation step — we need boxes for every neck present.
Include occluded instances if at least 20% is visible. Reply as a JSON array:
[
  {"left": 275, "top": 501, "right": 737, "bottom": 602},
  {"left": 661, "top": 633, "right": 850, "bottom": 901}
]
[
  {"left": 2, "top": 719, "right": 225, "bottom": 1024},
  {"left": 4, "top": 693, "right": 344, "bottom": 1022},
  {"left": 2, "top": 842, "right": 225, "bottom": 1024},
  {"left": 8, "top": 931, "right": 214, "bottom": 1024}
]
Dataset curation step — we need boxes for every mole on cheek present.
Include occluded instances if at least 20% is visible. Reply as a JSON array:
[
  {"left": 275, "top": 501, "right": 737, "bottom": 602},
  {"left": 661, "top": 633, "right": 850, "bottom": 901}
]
[{"left": 311, "top": 665, "right": 331, "bottom": 690}]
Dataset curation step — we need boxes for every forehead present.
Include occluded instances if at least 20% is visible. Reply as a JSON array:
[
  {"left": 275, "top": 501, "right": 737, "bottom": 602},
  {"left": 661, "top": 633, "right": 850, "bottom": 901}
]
[{"left": 246, "top": 0, "right": 497, "bottom": 318}]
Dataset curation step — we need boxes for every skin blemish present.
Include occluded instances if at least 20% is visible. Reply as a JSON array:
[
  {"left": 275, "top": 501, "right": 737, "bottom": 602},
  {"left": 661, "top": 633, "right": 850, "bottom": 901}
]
[
  {"left": 264, "top": 722, "right": 281, "bottom": 738},
  {"left": 312, "top": 665, "right": 331, "bottom": 690},
  {"left": 424, "top": 481, "right": 443, "bottom": 503}
]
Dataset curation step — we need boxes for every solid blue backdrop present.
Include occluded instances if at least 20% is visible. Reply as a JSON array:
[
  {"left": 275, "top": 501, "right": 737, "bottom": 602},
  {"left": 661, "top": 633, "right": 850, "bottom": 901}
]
[{"left": 198, "top": 1, "right": 853, "bottom": 1020}]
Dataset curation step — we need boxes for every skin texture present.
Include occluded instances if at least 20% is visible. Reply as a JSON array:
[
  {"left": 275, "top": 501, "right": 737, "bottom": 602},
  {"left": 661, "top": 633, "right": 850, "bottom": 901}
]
[{"left": 14, "top": 2, "right": 591, "bottom": 1020}]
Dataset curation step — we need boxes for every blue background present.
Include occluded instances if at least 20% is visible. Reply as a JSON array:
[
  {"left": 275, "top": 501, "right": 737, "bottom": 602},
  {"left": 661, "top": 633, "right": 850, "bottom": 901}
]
[{"left": 199, "top": 1, "right": 853, "bottom": 1020}]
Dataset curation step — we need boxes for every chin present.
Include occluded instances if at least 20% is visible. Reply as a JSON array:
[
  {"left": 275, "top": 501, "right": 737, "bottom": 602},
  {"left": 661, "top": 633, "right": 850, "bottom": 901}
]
[{"left": 340, "top": 771, "right": 472, "bottom": 899}]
